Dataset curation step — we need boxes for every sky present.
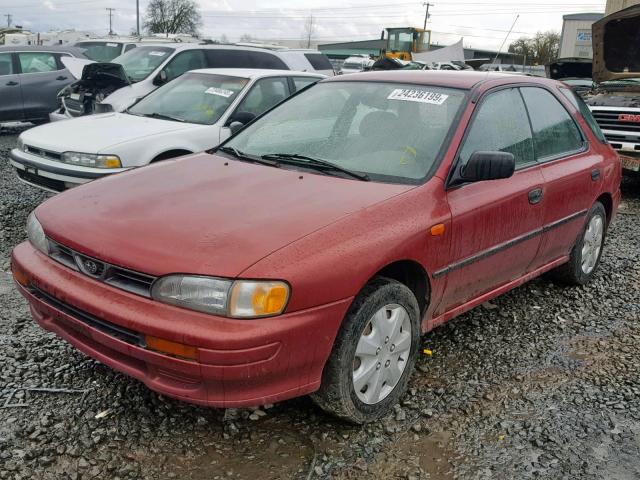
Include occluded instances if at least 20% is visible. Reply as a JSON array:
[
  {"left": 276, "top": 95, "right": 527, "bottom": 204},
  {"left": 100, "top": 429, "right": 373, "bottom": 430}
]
[{"left": 3, "top": 0, "right": 607, "bottom": 50}]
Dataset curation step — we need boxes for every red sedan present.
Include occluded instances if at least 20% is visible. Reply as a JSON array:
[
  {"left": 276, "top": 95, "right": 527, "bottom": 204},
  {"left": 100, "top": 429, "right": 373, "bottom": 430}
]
[{"left": 12, "top": 71, "right": 621, "bottom": 423}]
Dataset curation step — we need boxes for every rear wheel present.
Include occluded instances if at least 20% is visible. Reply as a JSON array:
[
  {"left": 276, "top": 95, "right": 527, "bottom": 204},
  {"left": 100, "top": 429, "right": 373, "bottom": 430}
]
[
  {"left": 549, "top": 201, "right": 607, "bottom": 286},
  {"left": 311, "top": 277, "right": 421, "bottom": 423}
]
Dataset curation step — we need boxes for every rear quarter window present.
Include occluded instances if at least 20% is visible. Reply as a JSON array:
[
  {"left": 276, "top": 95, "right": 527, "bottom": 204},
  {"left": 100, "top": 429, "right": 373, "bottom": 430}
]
[
  {"left": 304, "top": 53, "right": 333, "bottom": 70},
  {"left": 559, "top": 87, "right": 607, "bottom": 143}
]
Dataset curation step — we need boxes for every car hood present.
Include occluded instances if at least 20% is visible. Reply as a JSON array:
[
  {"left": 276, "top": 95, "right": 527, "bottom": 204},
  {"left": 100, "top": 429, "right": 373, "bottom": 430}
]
[
  {"left": 36, "top": 154, "right": 413, "bottom": 278},
  {"left": 20, "top": 113, "right": 194, "bottom": 154},
  {"left": 61, "top": 56, "right": 130, "bottom": 86},
  {"left": 592, "top": 4, "right": 640, "bottom": 83},
  {"left": 546, "top": 58, "right": 592, "bottom": 80}
]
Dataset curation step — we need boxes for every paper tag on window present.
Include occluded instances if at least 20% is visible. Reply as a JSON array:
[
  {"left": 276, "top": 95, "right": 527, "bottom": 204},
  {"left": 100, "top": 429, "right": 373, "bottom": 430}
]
[
  {"left": 387, "top": 88, "right": 448, "bottom": 105},
  {"left": 107, "top": 43, "right": 118, "bottom": 47},
  {"left": 205, "top": 87, "right": 234, "bottom": 98},
  {"left": 149, "top": 51, "right": 167, "bottom": 56}
]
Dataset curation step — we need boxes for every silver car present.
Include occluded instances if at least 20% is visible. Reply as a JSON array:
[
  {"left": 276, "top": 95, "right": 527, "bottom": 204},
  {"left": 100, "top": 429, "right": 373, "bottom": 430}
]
[{"left": 0, "top": 45, "right": 88, "bottom": 124}]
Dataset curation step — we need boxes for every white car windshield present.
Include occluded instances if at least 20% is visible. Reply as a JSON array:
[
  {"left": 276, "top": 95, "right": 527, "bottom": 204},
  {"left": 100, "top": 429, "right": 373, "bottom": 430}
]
[
  {"left": 128, "top": 72, "right": 249, "bottom": 125},
  {"left": 113, "top": 46, "right": 175, "bottom": 82},
  {"left": 224, "top": 81, "right": 466, "bottom": 184}
]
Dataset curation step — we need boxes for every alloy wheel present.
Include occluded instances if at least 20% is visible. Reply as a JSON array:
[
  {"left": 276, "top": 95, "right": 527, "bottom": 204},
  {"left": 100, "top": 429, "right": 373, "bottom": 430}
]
[{"left": 581, "top": 213, "right": 604, "bottom": 275}]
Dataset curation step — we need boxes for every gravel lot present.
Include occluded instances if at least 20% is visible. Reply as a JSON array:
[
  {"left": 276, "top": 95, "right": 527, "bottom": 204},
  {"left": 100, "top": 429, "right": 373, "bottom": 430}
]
[{"left": 1, "top": 126, "right": 639, "bottom": 480}]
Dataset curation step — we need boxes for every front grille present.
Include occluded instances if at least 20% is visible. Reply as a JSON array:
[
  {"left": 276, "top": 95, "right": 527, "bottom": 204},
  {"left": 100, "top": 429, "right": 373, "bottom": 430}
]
[
  {"left": 16, "top": 169, "right": 66, "bottom": 192},
  {"left": 31, "top": 285, "right": 144, "bottom": 347},
  {"left": 48, "top": 240, "right": 157, "bottom": 297},
  {"left": 24, "top": 145, "right": 62, "bottom": 161},
  {"left": 591, "top": 109, "right": 640, "bottom": 134}
]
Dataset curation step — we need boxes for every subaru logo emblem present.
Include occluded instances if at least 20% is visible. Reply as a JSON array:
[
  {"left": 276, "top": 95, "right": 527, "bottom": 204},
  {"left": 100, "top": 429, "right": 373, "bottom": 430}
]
[{"left": 83, "top": 259, "right": 99, "bottom": 275}]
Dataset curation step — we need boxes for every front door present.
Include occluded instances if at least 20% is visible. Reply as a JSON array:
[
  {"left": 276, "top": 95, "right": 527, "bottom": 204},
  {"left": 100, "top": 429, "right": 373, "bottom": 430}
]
[
  {"left": 0, "top": 53, "right": 24, "bottom": 122},
  {"left": 440, "top": 87, "right": 545, "bottom": 311}
]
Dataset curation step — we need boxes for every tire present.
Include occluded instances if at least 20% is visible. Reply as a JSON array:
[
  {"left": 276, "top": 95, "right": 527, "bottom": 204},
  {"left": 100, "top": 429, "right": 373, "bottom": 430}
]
[
  {"left": 548, "top": 201, "right": 607, "bottom": 286},
  {"left": 311, "top": 277, "right": 421, "bottom": 423}
]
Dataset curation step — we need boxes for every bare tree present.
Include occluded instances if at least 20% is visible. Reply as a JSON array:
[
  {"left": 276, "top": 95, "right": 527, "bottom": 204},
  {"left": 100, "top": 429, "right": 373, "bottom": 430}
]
[
  {"left": 301, "top": 14, "right": 316, "bottom": 48},
  {"left": 508, "top": 30, "right": 560, "bottom": 65},
  {"left": 220, "top": 33, "right": 229, "bottom": 43},
  {"left": 144, "top": 0, "right": 202, "bottom": 37},
  {"left": 239, "top": 33, "right": 254, "bottom": 43}
]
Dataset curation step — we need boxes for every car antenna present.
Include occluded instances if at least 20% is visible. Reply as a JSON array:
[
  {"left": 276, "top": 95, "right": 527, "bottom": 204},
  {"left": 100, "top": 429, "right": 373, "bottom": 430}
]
[{"left": 486, "top": 14, "right": 520, "bottom": 78}]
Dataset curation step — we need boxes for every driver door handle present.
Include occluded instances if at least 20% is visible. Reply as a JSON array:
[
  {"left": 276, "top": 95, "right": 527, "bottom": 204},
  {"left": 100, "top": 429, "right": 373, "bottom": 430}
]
[
  {"left": 6, "top": 81, "right": 18, "bottom": 86},
  {"left": 528, "top": 188, "right": 544, "bottom": 205},
  {"left": 56, "top": 75, "right": 67, "bottom": 81}
]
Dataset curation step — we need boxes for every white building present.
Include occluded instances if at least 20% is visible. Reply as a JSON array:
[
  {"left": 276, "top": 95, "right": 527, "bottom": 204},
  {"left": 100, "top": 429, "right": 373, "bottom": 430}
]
[{"left": 558, "top": 13, "right": 604, "bottom": 59}]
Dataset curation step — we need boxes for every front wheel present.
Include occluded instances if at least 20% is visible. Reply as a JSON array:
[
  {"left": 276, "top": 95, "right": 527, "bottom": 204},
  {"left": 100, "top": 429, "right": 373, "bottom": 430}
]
[
  {"left": 549, "top": 201, "right": 607, "bottom": 286},
  {"left": 311, "top": 277, "right": 421, "bottom": 423}
]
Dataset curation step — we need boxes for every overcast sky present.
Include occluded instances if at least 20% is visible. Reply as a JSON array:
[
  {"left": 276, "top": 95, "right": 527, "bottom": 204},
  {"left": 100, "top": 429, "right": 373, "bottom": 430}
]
[{"left": 4, "top": 0, "right": 606, "bottom": 50}]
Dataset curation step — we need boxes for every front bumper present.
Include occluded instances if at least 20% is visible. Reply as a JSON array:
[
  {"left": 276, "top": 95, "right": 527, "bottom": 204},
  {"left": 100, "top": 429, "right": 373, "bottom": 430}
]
[
  {"left": 11, "top": 242, "right": 350, "bottom": 407},
  {"left": 10, "top": 148, "right": 128, "bottom": 192}
]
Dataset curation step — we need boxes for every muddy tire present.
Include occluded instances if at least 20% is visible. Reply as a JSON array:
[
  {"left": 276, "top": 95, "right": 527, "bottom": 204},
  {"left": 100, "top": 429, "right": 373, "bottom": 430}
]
[
  {"left": 548, "top": 201, "right": 607, "bottom": 286},
  {"left": 311, "top": 277, "right": 421, "bottom": 423}
]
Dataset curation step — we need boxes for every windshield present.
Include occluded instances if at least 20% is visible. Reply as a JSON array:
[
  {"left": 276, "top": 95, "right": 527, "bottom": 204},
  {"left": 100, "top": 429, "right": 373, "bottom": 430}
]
[
  {"left": 76, "top": 41, "right": 123, "bottom": 62},
  {"left": 113, "top": 46, "right": 174, "bottom": 82},
  {"left": 224, "top": 82, "right": 466, "bottom": 183},
  {"left": 129, "top": 72, "right": 248, "bottom": 125}
]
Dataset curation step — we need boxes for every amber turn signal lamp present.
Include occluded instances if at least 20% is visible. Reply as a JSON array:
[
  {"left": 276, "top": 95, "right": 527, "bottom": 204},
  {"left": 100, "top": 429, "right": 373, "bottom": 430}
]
[
  {"left": 145, "top": 335, "right": 198, "bottom": 361},
  {"left": 11, "top": 262, "right": 29, "bottom": 287},
  {"left": 430, "top": 223, "right": 446, "bottom": 236}
]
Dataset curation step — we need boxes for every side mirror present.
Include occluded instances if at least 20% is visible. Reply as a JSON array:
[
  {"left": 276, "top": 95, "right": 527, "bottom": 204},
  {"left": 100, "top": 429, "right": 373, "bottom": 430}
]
[
  {"left": 153, "top": 70, "right": 168, "bottom": 86},
  {"left": 460, "top": 151, "right": 515, "bottom": 182},
  {"left": 229, "top": 121, "right": 244, "bottom": 135},
  {"left": 227, "top": 111, "right": 256, "bottom": 127}
]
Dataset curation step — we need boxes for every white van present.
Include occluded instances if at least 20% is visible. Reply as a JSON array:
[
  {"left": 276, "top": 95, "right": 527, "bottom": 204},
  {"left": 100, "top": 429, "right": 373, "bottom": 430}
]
[{"left": 50, "top": 44, "right": 333, "bottom": 121}]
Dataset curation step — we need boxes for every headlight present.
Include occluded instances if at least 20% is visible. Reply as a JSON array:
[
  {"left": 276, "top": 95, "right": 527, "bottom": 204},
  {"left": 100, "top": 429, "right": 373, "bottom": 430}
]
[
  {"left": 26, "top": 212, "right": 49, "bottom": 255},
  {"left": 151, "top": 275, "right": 290, "bottom": 318},
  {"left": 61, "top": 152, "right": 121, "bottom": 169}
]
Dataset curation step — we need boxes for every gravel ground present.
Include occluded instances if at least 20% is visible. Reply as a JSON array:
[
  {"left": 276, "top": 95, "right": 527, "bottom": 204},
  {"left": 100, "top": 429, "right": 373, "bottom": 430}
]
[{"left": 1, "top": 127, "right": 639, "bottom": 480}]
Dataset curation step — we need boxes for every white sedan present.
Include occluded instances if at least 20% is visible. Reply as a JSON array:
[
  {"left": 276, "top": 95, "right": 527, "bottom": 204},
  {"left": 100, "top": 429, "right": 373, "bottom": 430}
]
[{"left": 10, "top": 69, "right": 324, "bottom": 192}]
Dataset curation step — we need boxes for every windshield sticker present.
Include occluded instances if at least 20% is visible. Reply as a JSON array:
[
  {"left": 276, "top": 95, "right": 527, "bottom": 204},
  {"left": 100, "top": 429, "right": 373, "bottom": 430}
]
[
  {"left": 387, "top": 89, "right": 448, "bottom": 105},
  {"left": 148, "top": 51, "right": 167, "bottom": 56},
  {"left": 106, "top": 43, "right": 118, "bottom": 47},
  {"left": 205, "top": 87, "right": 235, "bottom": 98}
]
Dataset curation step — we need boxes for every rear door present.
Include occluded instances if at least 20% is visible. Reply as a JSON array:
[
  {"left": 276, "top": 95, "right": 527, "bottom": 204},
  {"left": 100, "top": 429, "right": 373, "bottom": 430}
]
[
  {"left": 519, "top": 85, "right": 601, "bottom": 266},
  {"left": 17, "top": 51, "right": 70, "bottom": 121},
  {"left": 440, "top": 87, "right": 545, "bottom": 311},
  {"left": 0, "top": 52, "right": 24, "bottom": 122}
]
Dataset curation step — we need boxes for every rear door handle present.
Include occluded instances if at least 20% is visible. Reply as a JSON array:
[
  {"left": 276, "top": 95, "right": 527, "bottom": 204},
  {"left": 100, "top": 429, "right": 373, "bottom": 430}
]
[
  {"left": 528, "top": 187, "right": 544, "bottom": 205},
  {"left": 591, "top": 168, "right": 601, "bottom": 181},
  {"left": 5, "top": 81, "right": 18, "bottom": 86},
  {"left": 56, "top": 75, "right": 67, "bottom": 81}
]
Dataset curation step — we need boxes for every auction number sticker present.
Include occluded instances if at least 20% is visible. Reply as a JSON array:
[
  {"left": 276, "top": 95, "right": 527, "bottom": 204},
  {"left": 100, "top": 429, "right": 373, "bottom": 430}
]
[
  {"left": 107, "top": 43, "right": 118, "bottom": 47},
  {"left": 387, "top": 88, "right": 448, "bottom": 105},
  {"left": 205, "top": 87, "right": 235, "bottom": 98},
  {"left": 149, "top": 51, "right": 167, "bottom": 56}
]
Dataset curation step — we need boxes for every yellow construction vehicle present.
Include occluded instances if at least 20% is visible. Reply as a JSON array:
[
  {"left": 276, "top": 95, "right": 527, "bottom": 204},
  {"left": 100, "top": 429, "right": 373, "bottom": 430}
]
[{"left": 384, "top": 27, "right": 431, "bottom": 61}]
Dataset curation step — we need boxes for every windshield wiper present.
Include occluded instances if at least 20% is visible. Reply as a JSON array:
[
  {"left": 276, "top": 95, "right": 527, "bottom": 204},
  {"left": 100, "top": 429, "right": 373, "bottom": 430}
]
[
  {"left": 141, "top": 112, "right": 185, "bottom": 123},
  {"left": 217, "top": 146, "right": 280, "bottom": 167},
  {"left": 261, "top": 153, "right": 370, "bottom": 181}
]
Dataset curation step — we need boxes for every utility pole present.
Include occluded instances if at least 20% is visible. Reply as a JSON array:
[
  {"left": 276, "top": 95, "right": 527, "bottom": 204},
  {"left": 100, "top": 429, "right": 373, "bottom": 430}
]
[
  {"left": 4, "top": 14, "right": 12, "bottom": 28},
  {"left": 422, "top": 3, "right": 433, "bottom": 30},
  {"left": 106, "top": 8, "right": 116, "bottom": 35},
  {"left": 136, "top": 0, "right": 140, "bottom": 36}
]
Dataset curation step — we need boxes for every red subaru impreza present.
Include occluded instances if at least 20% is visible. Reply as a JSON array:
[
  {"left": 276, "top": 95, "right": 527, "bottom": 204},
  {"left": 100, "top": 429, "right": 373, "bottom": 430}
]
[{"left": 12, "top": 71, "right": 621, "bottom": 423}]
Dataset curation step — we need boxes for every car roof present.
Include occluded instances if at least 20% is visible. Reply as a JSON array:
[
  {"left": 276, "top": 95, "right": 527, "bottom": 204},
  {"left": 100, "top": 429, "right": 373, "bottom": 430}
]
[
  {"left": 324, "top": 70, "right": 559, "bottom": 89},
  {"left": 0, "top": 45, "right": 88, "bottom": 56},
  {"left": 188, "top": 68, "right": 325, "bottom": 79}
]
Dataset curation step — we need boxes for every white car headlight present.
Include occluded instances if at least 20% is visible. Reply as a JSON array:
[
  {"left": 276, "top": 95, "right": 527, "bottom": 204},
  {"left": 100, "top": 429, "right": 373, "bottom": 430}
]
[
  {"left": 61, "top": 152, "right": 121, "bottom": 169},
  {"left": 151, "top": 275, "right": 290, "bottom": 318},
  {"left": 26, "top": 212, "right": 49, "bottom": 255}
]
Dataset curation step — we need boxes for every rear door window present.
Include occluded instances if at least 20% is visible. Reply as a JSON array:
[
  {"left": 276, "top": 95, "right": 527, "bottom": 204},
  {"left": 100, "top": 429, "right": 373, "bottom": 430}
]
[
  {"left": 559, "top": 86, "right": 607, "bottom": 143},
  {"left": 520, "top": 87, "right": 584, "bottom": 160},
  {"left": 0, "top": 53, "right": 14, "bottom": 76},
  {"left": 164, "top": 49, "right": 207, "bottom": 81},
  {"left": 304, "top": 53, "right": 333, "bottom": 70},
  {"left": 206, "top": 50, "right": 288, "bottom": 70},
  {"left": 459, "top": 88, "right": 535, "bottom": 168},
  {"left": 234, "top": 77, "right": 290, "bottom": 116},
  {"left": 18, "top": 52, "right": 59, "bottom": 73}
]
